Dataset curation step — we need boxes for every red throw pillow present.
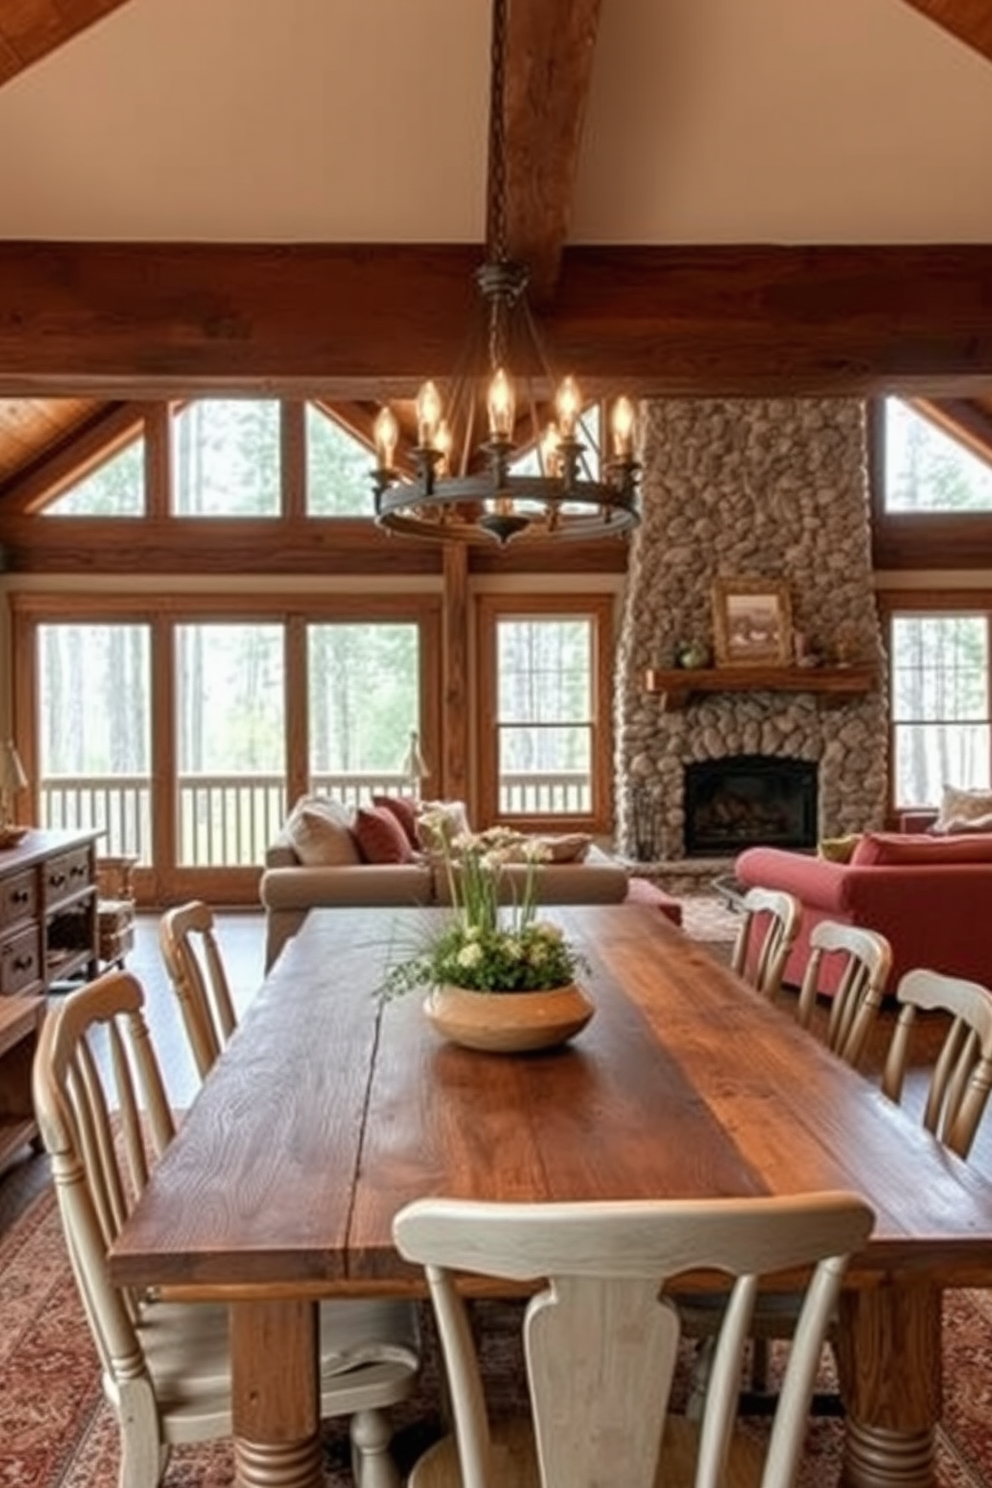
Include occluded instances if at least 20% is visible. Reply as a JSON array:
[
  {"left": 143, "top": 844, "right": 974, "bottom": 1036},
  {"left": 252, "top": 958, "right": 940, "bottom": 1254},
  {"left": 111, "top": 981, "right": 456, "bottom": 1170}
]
[
  {"left": 851, "top": 830, "right": 992, "bottom": 866},
  {"left": 371, "top": 794, "right": 420, "bottom": 849},
  {"left": 353, "top": 805, "right": 417, "bottom": 864}
]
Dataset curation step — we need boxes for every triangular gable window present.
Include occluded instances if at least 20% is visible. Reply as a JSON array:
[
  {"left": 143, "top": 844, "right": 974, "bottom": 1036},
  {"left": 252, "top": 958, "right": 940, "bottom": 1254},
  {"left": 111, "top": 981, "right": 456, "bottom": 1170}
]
[
  {"left": 43, "top": 439, "right": 144, "bottom": 517},
  {"left": 172, "top": 399, "right": 281, "bottom": 516},
  {"left": 885, "top": 398, "right": 992, "bottom": 512},
  {"left": 306, "top": 405, "right": 374, "bottom": 516}
]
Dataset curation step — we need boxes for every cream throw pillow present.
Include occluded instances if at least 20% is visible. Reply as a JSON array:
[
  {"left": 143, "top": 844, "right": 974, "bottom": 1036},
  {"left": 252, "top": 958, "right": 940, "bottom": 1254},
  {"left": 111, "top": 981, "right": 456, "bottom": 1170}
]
[
  {"left": 535, "top": 833, "right": 593, "bottom": 864},
  {"left": 934, "top": 785, "right": 992, "bottom": 835},
  {"left": 415, "top": 800, "right": 472, "bottom": 852},
  {"left": 284, "top": 795, "right": 361, "bottom": 867}
]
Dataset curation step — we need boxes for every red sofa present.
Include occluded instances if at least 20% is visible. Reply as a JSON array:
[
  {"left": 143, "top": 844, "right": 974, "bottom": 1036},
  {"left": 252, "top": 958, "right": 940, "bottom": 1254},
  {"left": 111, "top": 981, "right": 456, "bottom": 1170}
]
[{"left": 735, "top": 831, "right": 992, "bottom": 991}]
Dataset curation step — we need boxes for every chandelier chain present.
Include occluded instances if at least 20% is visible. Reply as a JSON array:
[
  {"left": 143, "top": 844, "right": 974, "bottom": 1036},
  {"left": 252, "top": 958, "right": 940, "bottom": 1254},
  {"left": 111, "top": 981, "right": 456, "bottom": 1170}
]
[{"left": 486, "top": 0, "right": 509, "bottom": 267}]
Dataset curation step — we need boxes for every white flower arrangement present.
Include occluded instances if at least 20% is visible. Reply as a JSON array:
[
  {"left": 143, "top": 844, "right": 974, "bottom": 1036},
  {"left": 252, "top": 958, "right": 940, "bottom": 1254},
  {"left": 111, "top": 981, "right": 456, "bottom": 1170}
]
[{"left": 378, "top": 819, "right": 588, "bottom": 998}]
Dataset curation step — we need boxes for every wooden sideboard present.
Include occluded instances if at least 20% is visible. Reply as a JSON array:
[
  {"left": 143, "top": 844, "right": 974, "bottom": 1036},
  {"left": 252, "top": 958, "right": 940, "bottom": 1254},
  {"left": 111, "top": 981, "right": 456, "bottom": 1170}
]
[{"left": 0, "top": 828, "right": 101, "bottom": 1171}]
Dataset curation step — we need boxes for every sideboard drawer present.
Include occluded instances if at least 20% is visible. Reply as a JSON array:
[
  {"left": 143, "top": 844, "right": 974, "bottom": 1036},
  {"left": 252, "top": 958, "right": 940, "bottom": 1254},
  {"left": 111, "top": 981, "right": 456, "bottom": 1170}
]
[
  {"left": 0, "top": 870, "right": 37, "bottom": 931},
  {"left": 45, "top": 847, "right": 92, "bottom": 907},
  {"left": 0, "top": 925, "right": 43, "bottom": 996}
]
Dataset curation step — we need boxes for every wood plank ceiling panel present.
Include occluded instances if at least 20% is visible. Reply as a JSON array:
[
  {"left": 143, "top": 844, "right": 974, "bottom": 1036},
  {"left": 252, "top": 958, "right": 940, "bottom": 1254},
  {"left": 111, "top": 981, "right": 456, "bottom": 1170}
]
[
  {"left": 899, "top": 1, "right": 992, "bottom": 64},
  {"left": 0, "top": 1, "right": 134, "bottom": 87},
  {"left": 0, "top": 397, "right": 105, "bottom": 484}
]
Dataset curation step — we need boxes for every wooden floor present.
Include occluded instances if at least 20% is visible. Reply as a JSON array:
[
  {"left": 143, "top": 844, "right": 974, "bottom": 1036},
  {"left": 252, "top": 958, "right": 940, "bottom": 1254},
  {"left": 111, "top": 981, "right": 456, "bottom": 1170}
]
[{"left": 2, "top": 902, "right": 990, "bottom": 1225}]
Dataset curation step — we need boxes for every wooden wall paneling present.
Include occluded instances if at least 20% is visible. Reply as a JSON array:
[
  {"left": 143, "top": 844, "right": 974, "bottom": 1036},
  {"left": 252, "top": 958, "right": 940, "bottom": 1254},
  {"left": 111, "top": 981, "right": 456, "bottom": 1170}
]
[
  {"left": 10, "top": 607, "right": 38, "bottom": 821},
  {"left": 442, "top": 544, "right": 468, "bottom": 805},
  {"left": 872, "top": 513, "right": 992, "bottom": 570},
  {"left": 0, "top": 398, "right": 102, "bottom": 485},
  {"left": 899, "top": 0, "right": 992, "bottom": 62},
  {"left": 282, "top": 401, "right": 306, "bottom": 520},
  {"left": 5, "top": 244, "right": 992, "bottom": 396}
]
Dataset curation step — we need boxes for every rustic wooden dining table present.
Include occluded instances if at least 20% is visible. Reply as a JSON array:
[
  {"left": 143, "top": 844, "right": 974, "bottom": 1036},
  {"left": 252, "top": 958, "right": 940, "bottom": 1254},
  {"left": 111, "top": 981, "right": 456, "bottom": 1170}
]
[{"left": 109, "top": 903, "right": 992, "bottom": 1488}]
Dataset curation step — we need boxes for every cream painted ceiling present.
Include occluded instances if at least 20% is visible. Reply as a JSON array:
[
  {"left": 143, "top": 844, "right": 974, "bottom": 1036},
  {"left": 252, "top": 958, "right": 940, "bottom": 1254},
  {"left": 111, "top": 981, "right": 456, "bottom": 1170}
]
[{"left": 2, "top": 0, "right": 992, "bottom": 246}]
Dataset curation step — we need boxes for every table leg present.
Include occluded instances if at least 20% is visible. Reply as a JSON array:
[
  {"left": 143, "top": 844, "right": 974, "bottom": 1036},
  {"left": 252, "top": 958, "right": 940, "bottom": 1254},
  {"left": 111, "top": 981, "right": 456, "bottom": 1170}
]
[
  {"left": 230, "top": 1298, "right": 324, "bottom": 1488},
  {"left": 836, "top": 1280, "right": 942, "bottom": 1488}
]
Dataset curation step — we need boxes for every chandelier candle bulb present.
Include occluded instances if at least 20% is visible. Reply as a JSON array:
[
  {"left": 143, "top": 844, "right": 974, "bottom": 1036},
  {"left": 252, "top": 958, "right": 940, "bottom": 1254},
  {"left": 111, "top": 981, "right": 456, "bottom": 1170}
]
[
  {"left": 555, "top": 376, "right": 581, "bottom": 439},
  {"left": 416, "top": 380, "right": 442, "bottom": 448},
  {"left": 612, "top": 397, "right": 636, "bottom": 459},
  {"left": 373, "top": 407, "right": 398, "bottom": 469},
  {"left": 487, "top": 368, "right": 514, "bottom": 441}
]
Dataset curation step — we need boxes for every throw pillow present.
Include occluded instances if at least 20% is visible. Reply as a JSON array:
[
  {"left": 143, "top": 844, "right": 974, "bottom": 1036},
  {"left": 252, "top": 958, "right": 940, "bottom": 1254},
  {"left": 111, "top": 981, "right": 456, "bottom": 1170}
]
[
  {"left": 416, "top": 799, "right": 472, "bottom": 852},
  {"left": 817, "top": 834, "right": 862, "bottom": 864},
  {"left": 284, "top": 796, "right": 361, "bottom": 868},
  {"left": 935, "top": 785, "right": 992, "bottom": 834},
  {"left": 354, "top": 805, "right": 417, "bottom": 864},
  {"left": 535, "top": 832, "right": 593, "bottom": 864},
  {"left": 371, "top": 794, "right": 421, "bottom": 849}
]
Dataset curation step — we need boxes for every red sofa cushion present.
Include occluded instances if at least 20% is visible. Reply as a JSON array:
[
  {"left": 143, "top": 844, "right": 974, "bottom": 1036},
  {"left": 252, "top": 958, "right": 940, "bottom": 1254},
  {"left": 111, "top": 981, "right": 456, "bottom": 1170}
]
[
  {"left": 353, "top": 805, "right": 418, "bottom": 864},
  {"left": 852, "top": 831, "right": 992, "bottom": 866}
]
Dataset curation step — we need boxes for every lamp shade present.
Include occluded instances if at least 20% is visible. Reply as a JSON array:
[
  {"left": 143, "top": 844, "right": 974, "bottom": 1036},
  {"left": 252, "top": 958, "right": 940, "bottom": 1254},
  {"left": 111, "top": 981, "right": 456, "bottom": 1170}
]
[{"left": 0, "top": 741, "right": 27, "bottom": 795}]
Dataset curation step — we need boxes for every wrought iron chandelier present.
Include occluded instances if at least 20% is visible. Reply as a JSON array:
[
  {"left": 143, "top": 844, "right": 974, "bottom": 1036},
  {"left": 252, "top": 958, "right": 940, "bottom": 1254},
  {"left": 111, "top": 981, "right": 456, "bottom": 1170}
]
[{"left": 370, "top": 0, "right": 642, "bottom": 547}]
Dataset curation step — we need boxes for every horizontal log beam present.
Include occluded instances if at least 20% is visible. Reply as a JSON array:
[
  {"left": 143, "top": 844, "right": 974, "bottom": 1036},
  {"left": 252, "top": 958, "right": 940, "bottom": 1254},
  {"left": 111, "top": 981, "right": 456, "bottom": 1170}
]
[
  {"left": 3, "top": 242, "right": 992, "bottom": 396},
  {"left": 0, "top": 512, "right": 629, "bottom": 576}
]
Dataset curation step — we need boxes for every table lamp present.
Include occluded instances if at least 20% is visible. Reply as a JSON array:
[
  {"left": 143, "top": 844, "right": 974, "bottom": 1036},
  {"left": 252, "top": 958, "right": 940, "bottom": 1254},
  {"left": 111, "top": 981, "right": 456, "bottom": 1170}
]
[
  {"left": 0, "top": 740, "right": 29, "bottom": 848},
  {"left": 402, "top": 729, "right": 430, "bottom": 802}
]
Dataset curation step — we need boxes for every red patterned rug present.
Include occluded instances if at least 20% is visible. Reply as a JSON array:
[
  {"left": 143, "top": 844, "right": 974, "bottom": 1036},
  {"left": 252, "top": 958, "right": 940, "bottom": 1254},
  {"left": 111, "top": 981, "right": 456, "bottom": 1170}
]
[{"left": 3, "top": 1184, "right": 992, "bottom": 1487}]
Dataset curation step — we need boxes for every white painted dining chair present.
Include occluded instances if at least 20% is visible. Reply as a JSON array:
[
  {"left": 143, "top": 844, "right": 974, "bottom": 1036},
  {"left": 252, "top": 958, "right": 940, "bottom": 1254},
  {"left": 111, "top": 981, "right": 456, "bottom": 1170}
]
[
  {"left": 158, "top": 900, "right": 238, "bottom": 1080},
  {"left": 32, "top": 968, "right": 420, "bottom": 1488},
  {"left": 393, "top": 1191, "right": 874, "bottom": 1488},
  {"left": 731, "top": 887, "right": 802, "bottom": 1001},
  {"left": 795, "top": 921, "right": 893, "bottom": 1070},
  {"left": 881, "top": 967, "right": 992, "bottom": 1158}
]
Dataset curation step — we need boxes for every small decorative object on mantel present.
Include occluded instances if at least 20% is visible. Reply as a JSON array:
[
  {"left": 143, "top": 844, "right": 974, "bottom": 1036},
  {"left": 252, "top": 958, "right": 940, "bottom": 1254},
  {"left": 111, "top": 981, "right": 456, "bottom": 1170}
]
[
  {"left": 377, "top": 816, "right": 592, "bottom": 1053},
  {"left": 712, "top": 577, "right": 793, "bottom": 667},
  {"left": 0, "top": 740, "right": 29, "bottom": 850},
  {"left": 676, "top": 639, "right": 711, "bottom": 670},
  {"left": 832, "top": 620, "right": 860, "bottom": 667}
]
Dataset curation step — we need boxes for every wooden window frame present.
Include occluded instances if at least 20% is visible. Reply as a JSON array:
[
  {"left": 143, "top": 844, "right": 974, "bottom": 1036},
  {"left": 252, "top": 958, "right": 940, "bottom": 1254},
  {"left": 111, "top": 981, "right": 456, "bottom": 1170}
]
[{"left": 475, "top": 592, "right": 615, "bottom": 836}]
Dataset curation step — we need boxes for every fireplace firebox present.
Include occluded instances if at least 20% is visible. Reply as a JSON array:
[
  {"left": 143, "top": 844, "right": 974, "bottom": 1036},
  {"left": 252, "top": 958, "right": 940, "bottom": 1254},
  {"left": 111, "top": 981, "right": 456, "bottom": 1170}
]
[{"left": 684, "top": 756, "right": 817, "bottom": 856}]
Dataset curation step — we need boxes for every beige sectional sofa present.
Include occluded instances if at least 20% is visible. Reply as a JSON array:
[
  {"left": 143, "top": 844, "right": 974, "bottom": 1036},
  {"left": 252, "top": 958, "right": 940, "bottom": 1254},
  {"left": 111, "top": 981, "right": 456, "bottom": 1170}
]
[{"left": 259, "top": 796, "right": 629, "bottom": 969}]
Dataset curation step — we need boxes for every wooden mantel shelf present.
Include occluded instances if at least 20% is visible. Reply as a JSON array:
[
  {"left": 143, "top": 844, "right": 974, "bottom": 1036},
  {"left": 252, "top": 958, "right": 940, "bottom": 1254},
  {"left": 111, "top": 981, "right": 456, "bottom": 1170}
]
[{"left": 643, "top": 664, "right": 877, "bottom": 710}]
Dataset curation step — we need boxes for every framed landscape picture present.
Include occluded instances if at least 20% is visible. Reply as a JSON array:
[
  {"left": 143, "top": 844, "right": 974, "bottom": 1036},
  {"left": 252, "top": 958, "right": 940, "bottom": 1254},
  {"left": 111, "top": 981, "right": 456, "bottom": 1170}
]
[{"left": 712, "top": 577, "right": 793, "bottom": 667}]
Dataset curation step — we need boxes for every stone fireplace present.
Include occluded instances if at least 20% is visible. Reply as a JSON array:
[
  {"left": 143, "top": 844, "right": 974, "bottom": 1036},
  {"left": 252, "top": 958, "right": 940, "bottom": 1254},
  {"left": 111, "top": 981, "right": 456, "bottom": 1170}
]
[{"left": 615, "top": 398, "right": 888, "bottom": 865}]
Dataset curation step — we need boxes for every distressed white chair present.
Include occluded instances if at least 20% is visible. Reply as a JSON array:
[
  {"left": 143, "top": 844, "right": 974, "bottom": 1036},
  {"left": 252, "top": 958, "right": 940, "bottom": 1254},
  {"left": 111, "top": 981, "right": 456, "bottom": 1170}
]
[
  {"left": 731, "top": 887, "right": 801, "bottom": 1002},
  {"left": 158, "top": 901, "right": 238, "bottom": 1081},
  {"left": 393, "top": 1191, "right": 874, "bottom": 1488},
  {"left": 795, "top": 921, "right": 893, "bottom": 1070},
  {"left": 881, "top": 967, "right": 992, "bottom": 1158},
  {"left": 32, "top": 968, "right": 420, "bottom": 1488}
]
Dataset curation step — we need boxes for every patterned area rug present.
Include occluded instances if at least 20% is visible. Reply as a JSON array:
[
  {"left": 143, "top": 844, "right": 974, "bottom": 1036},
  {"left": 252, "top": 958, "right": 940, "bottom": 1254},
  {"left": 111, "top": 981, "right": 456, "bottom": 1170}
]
[{"left": 3, "top": 1186, "right": 992, "bottom": 1487}]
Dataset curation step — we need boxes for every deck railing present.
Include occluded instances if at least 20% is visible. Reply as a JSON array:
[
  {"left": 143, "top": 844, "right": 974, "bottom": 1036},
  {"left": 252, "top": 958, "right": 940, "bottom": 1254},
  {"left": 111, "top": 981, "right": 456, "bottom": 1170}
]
[{"left": 40, "top": 768, "right": 591, "bottom": 866}]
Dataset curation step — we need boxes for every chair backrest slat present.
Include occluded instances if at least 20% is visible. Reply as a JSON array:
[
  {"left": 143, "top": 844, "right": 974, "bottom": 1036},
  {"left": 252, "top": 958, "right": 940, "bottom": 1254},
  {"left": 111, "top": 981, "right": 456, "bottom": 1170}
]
[
  {"left": 731, "top": 888, "right": 801, "bottom": 1002},
  {"left": 796, "top": 921, "right": 892, "bottom": 1069},
  {"left": 159, "top": 901, "right": 238, "bottom": 1081},
  {"left": 395, "top": 1192, "right": 874, "bottom": 1488},
  {"left": 881, "top": 968, "right": 992, "bottom": 1158}
]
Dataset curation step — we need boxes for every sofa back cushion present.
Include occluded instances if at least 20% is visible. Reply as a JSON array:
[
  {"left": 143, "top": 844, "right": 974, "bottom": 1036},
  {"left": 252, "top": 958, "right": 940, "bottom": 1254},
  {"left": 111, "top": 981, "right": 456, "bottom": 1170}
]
[
  {"left": 354, "top": 804, "right": 419, "bottom": 864},
  {"left": 851, "top": 830, "right": 992, "bottom": 866},
  {"left": 285, "top": 796, "right": 361, "bottom": 867},
  {"left": 416, "top": 800, "right": 472, "bottom": 852},
  {"left": 371, "top": 794, "right": 421, "bottom": 849}
]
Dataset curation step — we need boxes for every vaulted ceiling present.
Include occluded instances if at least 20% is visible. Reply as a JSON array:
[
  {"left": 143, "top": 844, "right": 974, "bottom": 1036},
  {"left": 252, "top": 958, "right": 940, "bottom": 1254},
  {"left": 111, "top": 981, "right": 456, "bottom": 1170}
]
[{"left": 3, "top": 0, "right": 992, "bottom": 492}]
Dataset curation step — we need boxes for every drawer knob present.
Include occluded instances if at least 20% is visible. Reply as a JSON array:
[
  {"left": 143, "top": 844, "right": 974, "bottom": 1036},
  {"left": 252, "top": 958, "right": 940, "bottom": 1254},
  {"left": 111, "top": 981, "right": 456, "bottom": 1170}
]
[
  {"left": 12, "top": 888, "right": 29, "bottom": 904},
  {"left": 12, "top": 955, "right": 33, "bottom": 972},
  {"left": 50, "top": 873, "right": 66, "bottom": 889}
]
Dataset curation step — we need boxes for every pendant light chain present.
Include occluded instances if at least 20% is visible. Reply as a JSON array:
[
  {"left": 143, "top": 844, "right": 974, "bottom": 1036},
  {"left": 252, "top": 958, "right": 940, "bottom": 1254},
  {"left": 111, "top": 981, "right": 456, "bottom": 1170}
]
[{"left": 486, "top": 0, "right": 509, "bottom": 267}]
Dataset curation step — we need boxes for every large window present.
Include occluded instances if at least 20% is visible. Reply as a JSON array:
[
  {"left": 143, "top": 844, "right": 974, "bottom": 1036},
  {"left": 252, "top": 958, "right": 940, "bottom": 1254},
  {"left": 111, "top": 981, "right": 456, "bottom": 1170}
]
[
  {"left": 476, "top": 594, "right": 615, "bottom": 831},
  {"left": 36, "top": 622, "right": 152, "bottom": 855},
  {"left": 307, "top": 624, "right": 420, "bottom": 794},
  {"left": 305, "top": 406, "right": 373, "bottom": 515},
  {"left": 889, "top": 612, "right": 991, "bottom": 808},
  {"left": 172, "top": 399, "right": 281, "bottom": 516}
]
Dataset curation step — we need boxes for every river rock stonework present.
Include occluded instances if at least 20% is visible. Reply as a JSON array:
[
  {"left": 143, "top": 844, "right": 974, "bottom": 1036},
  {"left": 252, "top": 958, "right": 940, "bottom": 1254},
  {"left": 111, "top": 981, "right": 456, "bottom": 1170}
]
[{"left": 616, "top": 398, "right": 887, "bottom": 861}]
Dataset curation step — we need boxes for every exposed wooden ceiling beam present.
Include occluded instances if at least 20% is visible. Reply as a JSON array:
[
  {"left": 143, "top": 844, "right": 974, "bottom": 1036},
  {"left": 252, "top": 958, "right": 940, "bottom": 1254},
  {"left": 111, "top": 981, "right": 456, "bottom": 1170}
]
[
  {"left": 3, "top": 242, "right": 992, "bottom": 397},
  {"left": 499, "top": 0, "right": 602, "bottom": 303},
  {"left": 899, "top": 1, "right": 992, "bottom": 64},
  {"left": 0, "top": 1, "right": 134, "bottom": 87}
]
